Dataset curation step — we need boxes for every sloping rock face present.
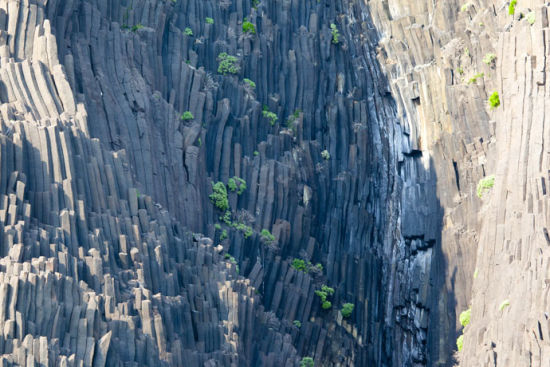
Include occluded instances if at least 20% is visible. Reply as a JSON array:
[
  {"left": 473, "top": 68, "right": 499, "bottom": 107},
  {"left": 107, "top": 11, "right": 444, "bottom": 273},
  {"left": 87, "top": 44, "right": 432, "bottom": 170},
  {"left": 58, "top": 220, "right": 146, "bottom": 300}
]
[{"left": 0, "top": 0, "right": 542, "bottom": 366}]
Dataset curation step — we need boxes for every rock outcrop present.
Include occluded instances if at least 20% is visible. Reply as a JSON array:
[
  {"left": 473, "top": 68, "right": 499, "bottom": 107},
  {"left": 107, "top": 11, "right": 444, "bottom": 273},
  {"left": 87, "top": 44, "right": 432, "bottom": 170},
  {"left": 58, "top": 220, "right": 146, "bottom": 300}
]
[{"left": 0, "top": 0, "right": 545, "bottom": 366}]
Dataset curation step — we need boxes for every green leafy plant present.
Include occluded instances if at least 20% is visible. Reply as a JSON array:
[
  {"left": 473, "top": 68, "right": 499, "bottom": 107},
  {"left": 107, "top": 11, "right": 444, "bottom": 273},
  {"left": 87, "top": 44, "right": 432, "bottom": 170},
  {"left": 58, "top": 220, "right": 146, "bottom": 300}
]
[
  {"left": 221, "top": 211, "right": 232, "bottom": 225},
  {"left": 262, "top": 106, "right": 278, "bottom": 125},
  {"left": 467, "top": 72, "right": 484, "bottom": 84},
  {"left": 499, "top": 299, "right": 510, "bottom": 311},
  {"left": 482, "top": 53, "right": 496, "bottom": 65},
  {"left": 508, "top": 0, "right": 516, "bottom": 15},
  {"left": 330, "top": 23, "right": 340, "bottom": 44},
  {"left": 459, "top": 308, "right": 471, "bottom": 327},
  {"left": 220, "top": 229, "right": 228, "bottom": 240},
  {"left": 242, "top": 19, "right": 256, "bottom": 34},
  {"left": 321, "top": 150, "right": 330, "bottom": 160},
  {"left": 291, "top": 258, "right": 307, "bottom": 272},
  {"left": 460, "top": 2, "right": 472, "bottom": 11},
  {"left": 243, "top": 78, "right": 256, "bottom": 89},
  {"left": 315, "top": 285, "right": 335, "bottom": 310},
  {"left": 131, "top": 24, "right": 143, "bottom": 32},
  {"left": 253, "top": 150, "right": 259, "bottom": 156},
  {"left": 210, "top": 182, "right": 229, "bottom": 211},
  {"left": 476, "top": 175, "right": 495, "bottom": 198},
  {"left": 341, "top": 303, "right": 354, "bottom": 318},
  {"left": 457, "top": 67, "right": 464, "bottom": 75},
  {"left": 206, "top": 17, "right": 214, "bottom": 24},
  {"left": 300, "top": 357, "right": 314, "bottom": 367},
  {"left": 252, "top": 0, "right": 260, "bottom": 9},
  {"left": 293, "top": 320, "right": 302, "bottom": 328},
  {"left": 260, "top": 229, "right": 275, "bottom": 244},
  {"left": 184, "top": 27, "right": 193, "bottom": 36},
  {"left": 181, "top": 111, "right": 194, "bottom": 121},
  {"left": 227, "top": 177, "right": 247, "bottom": 194},
  {"left": 456, "top": 334, "right": 464, "bottom": 351},
  {"left": 217, "top": 52, "right": 240, "bottom": 75},
  {"left": 527, "top": 11, "right": 535, "bottom": 25},
  {"left": 488, "top": 91, "right": 500, "bottom": 109}
]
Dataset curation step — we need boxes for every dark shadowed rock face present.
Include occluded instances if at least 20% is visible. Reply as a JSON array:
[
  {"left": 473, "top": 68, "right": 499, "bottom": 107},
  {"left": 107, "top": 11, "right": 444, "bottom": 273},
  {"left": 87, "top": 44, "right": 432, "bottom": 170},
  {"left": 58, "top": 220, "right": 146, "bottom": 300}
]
[{"left": 0, "top": 0, "right": 530, "bottom": 365}]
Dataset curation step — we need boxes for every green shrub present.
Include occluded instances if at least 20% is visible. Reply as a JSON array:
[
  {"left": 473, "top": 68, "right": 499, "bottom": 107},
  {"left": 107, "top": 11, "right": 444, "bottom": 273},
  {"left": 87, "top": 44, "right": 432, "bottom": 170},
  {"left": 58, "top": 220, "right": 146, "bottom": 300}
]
[
  {"left": 488, "top": 91, "right": 500, "bottom": 109},
  {"left": 206, "top": 17, "right": 214, "bottom": 24},
  {"left": 315, "top": 285, "right": 334, "bottom": 309},
  {"left": 253, "top": 150, "right": 259, "bottom": 156},
  {"left": 456, "top": 334, "right": 464, "bottom": 351},
  {"left": 184, "top": 27, "right": 193, "bottom": 36},
  {"left": 221, "top": 211, "right": 232, "bottom": 225},
  {"left": 221, "top": 229, "right": 228, "bottom": 240},
  {"left": 457, "top": 67, "right": 464, "bottom": 75},
  {"left": 527, "top": 11, "right": 535, "bottom": 25},
  {"left": 252, "top": 0, "right": 260, "bottom": 9},
  {"left": 209, "top": 182, "right": 229, "bottom": 211},
  {"left": 260, "top": 229, "right": 275, "bottom": 244},
  {"left": 482, "top": 53, "right": 496, "bottom": 65},
  {"left": 291, "top": 258, "right": 307, "bottom": 272},
  {"left": 242, "top": 20, "right": 256, "bottom": 34},
  {"left": 321, "top": 150, "right": 330, "bottom": 160},
  {"left": 499, "top": 299, "right": 510, "bottom": 311},
  {"left": 228, "top": 178, "right": 237, "bottom": 192},
  {"left": 476, "top": 175, "right": 495, "bottom": 198},
  {"left": 234, "top": 222, "right": 253, "bottom": 238},
  {"left": 181, "top": 111, "right": 194, "bottom": 121},
  {"left": 330, "top": 23, "right": 340, "bottom": 44},
  {"left": 293, "top": 320, "right": 302, "bottom": 328},
  {"left": 467, "top": 72, "right": 484, "bottom": 84},
  {"left": 459, "top": 308, "right": 471, "bottom": 327},
  {"left": 341, "top": 303, "right": 354, "bottom": 318},
  {"left": 243, "top": 78, "right": 256, "bottom": 89},
  {"left": 217, "top": 52, "right": 240, "bottom": 75},
  {"left": 460, "top": 2, "right": 472, "bottom": 11},
  {"left": 300, "top": 357, "right": 314, "bottom": 367},
  {"left": 131, "top": 24, "right": 143, "bottom": 32},
  {"left": 262, "top": 106, "right": 278, "bottom": 125},
  {"left": 508, "top": 0, "right": 516, "bottom": 15}
]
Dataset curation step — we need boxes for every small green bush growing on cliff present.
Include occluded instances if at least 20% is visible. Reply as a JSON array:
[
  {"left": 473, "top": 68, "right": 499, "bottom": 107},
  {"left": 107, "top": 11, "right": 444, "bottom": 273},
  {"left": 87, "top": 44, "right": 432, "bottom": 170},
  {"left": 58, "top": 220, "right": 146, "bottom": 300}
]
[
  {"left": 262, "top": 106, "right": 278, "bottom": 125},
  {"left": 321, "top": 150, "right": 330, "bottom": 160},
  {"left": 220, "top": 229, "right": 228, "bottom": 240},
  {"left": 228, "top": 177, "right": 247, "bottom": 194},
  {"left": 508, "top": 0, "right": 517, "bottom": 15},
  {"left": 242, "top": 19, "right": 256, "bottom": 34},
  {"left": 482, "top": 53, "right": 496, "bottom": 66},
  {"left": 217, "top": 52, "right": 240, "bottom": 75},
  {"left": 488, "top": 91, "right": 500, "bottom": 109},
  {"left": 293, "top": 320, "right": 302, "bottom": 328},
  {"left": 460, "top": 2, "right": 472, "bottom": 12},
  {"left": 467, "top": 72, "right": 484, "bottom": 84},
  {"left": 184, "top": 27, "right": 193, "bottom": 36},
  {"left": 527, "top": 11, "right": 535, "bottom": 25},
  {"left": 243, "top": 78, "right": 256, "bottom": 89},
  {"left": 476, "top": 175, "right": 495, "bottom": 198},
  {"left": 456, "top": 334, "right": 464, "bottom": 351},
  {"left": 131, "top": 24, "right": 143, "bottom": 32},
  {"left": 341, "top": 303, "right": 354, "bottom": 318},
  {"left": 206, "top": 17, "right": 214, "bottom": 24},
  {"left": 330, "top": 23, "right": 340, "bottom": 44},
  {"left": 260, "top": 229, "right": 275, "bottom": 244},
  {"left": 499, "top": 299, "right": 510, "bottom": 311},
  {"left": 300, "top": 357, "right": 314, "bottom": 367},
  {"left": 292, "top": 258, "right": 307, "bottom": 272},
  {"left": 315, "top": 285, "right": 335, "bottom": 310},
  {"left": 459, "top": 308, "right": 471, "bottom": 327},
  {"left": 210, "top": 182, "right": 229, "bottom": 211},
  {"left": 181, "top": 111, "right": 194, "bottom": 121}
]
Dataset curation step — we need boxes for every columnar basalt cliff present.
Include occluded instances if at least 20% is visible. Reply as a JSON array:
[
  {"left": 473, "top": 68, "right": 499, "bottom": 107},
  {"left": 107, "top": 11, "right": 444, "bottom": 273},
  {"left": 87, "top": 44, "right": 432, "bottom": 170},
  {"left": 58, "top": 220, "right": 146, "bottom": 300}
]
[{"left": 0, "top": 0, "right": 544, "bottom": 366}]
